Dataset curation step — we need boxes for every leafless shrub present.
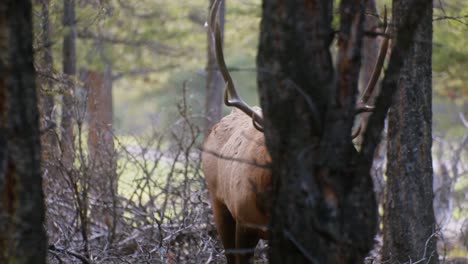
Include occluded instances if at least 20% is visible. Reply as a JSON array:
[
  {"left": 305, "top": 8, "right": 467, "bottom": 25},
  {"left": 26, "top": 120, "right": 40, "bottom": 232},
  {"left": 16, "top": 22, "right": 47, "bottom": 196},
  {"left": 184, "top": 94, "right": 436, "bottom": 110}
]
[
  {"left": 433, "top": 112, "right": 468, "bottom": 260},
  {"left": 42, "top": 83, "right": 229, "bottom": 263}
]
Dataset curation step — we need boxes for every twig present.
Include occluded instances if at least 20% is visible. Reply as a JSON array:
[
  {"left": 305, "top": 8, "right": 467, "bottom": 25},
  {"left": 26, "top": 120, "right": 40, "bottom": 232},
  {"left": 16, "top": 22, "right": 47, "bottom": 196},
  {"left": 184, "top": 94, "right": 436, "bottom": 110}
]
[
  {"left": 77, "top": 29, "right": 178, "bottom": 55},
  {"left": 433, "top": 15, "right": 468, "bottom": 25},
  {"left": 48, "top": 245, "right": 90, "bottom": 264},
  {"left": 112, "top": 65, "right": 178, "bottom": 81},
  {"left": 459, "top": 112, "right": 468, "bottom": 128}
]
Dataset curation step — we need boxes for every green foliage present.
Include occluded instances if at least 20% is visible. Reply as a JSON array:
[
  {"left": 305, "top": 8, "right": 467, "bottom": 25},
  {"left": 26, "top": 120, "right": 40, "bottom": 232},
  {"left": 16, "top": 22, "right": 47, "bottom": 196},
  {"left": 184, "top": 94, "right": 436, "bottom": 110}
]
[
  {"left": 36, "top": 0, "right": 466, "bottom": 136},
  {"left": 108, "top": 0, "right": 261, "bottom": 134},
  {"left": 433, "top": 0, "right": 468, "bottom": 102},
  {"left": 374, "top": 1, "right": 467, "bottom": 103}
]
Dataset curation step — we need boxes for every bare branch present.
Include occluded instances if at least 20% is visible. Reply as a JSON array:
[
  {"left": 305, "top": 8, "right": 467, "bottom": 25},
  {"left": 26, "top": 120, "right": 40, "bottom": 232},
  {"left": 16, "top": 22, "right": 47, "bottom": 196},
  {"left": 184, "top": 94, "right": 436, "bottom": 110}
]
[
  {"left": 77, "top": 29, "right": 180, "bottom": 55},
  {"left": 48, "top": 245, "right": 90, "bottom": 264},
  {"left": 459, "top": 112, "right": 468, "bottom": 128},
  {"left": 112, "top": 65, "right": 178, "bottom": 81},
  {"left": 433, "top": 15, "right": 468, "bottom": 25}
]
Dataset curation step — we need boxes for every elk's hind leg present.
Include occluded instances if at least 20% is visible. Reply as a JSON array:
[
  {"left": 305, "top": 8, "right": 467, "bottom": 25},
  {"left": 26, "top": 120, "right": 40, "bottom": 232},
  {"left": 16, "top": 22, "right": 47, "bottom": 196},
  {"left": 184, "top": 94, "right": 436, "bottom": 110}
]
[
  {"left": 235, "top": 224, "right": 260, "bottom": 264},
  {"left": 211, "top": 199, "right": 236, "bottom": 264}
]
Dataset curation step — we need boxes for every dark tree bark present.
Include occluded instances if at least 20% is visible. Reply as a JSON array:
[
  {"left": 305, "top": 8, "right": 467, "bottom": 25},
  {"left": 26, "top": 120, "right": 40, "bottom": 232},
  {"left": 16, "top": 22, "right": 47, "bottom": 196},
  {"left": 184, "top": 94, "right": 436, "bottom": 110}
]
[
  {"left": 204, "top": 0, "right": 225, "bottom": 138},
  {"left": 257, "top": 0, "right": 435, "bottom": 262},
  {"left": 61, "top": 0, "right": 76, "bottom": 166},
  {"left": 258, "top": 0, "right": 377, "bottom": 262},
  {"left": 0, "top": 0, "right": 47, "bottom": 262},
  {"left": 382, "top": 0, "right": 439, "bottom": 263}
]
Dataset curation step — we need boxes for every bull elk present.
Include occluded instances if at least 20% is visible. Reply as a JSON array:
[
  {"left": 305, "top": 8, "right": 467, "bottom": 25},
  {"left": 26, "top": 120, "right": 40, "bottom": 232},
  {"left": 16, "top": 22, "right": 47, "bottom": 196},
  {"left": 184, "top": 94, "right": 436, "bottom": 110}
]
[{"left": 202, "top": 1, "right": 390, "bottom": 263}]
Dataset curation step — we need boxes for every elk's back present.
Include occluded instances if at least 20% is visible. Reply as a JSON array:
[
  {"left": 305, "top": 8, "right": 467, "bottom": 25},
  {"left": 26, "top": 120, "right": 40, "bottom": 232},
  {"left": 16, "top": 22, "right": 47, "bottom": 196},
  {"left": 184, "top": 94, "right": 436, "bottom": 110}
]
[{"left": 202, "top": 108, "right": 271, "bottom": 227}]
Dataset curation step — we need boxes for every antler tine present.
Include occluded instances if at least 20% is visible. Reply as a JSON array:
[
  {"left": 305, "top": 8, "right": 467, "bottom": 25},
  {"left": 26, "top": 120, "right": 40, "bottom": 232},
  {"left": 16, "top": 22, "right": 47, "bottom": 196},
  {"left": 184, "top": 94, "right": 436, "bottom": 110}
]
[
  {"left": 209, "top": 0, "right": 220, "bottom": 32},
  {"left": 210, "top": 0, "right": 264, "bottom": 130},
  {"left": 351, "top": 124, "right": 362, "bottom": 139},
  {"left": 356, "top": 6, "right": 390, "bottom": 114}
]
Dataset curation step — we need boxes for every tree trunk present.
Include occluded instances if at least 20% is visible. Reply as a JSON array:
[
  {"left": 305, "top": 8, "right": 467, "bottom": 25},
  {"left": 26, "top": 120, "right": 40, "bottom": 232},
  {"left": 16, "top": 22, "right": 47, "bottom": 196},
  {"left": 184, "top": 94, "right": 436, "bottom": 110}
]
[
  {"left": 61, "top": 0, "right": 76, "bottom": 167},
  {"left": 39, "top": 0, "right": 57, "bottom": 162},
  {"left": 258, "top": 0, "right": 435, "bottom": 262},
  {"left": 86, "top": 70, "right": 114, "bottom": 165},
  {"left": 83, "top": 67, "right": 118, "bottom": 243},
  {"left": 382, "top": 0, "right": 439, "bottom": 263},
  {"left": 258, "top": 0, "right": 378, "bottom": 262},
  {"left": 39, "top": 0, "right": 65, "bottom": 244},
  {"left": 204, "top": 0, "right": 225, "bottom": 138},
  {"left": 0, "top": 0, "right": 47, "bottom": 262}
]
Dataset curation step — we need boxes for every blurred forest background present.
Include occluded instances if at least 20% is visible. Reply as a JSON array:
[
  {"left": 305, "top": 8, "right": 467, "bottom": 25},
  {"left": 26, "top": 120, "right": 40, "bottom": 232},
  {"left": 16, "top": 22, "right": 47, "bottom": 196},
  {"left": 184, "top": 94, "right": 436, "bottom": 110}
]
[
  {"left": 27, "top": 0, "right": 468, "bottom": 262},
  {"left": 35, "top": 0, "right": 467, "bottom": 134}
]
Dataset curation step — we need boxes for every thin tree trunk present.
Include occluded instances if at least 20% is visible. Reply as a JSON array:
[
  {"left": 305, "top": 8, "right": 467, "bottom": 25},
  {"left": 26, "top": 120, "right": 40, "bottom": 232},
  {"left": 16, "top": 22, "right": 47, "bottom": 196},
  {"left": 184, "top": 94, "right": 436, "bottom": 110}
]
[
  {"left": 39, "top": 0, "right": 57, "bottom": 159},
  {"left": 39, "top": 0, "right": 58, "bottom": 174},
  {"left": 83, "top": 21, "right": 120, "bottom": 244},
  {"left": 86, "top": 70, "right": 114, "bottom": 164},
  {"left": 61, "top": 0, "right": 76, "bottom": 167},
  {"left": 204, "top": 0, "right": 225, "bottom": 138},
  {"left": 39, "top": 0, "right": 65, "bottom": 244},
  {"left": 382, "top": 0, "right": 439, "bottom": 262},
  {"left": 0, "top": 0, "right": 47, "bottom": 262},
  {"left": 84, "top": 67, "right": 118, "bottom": 243}
]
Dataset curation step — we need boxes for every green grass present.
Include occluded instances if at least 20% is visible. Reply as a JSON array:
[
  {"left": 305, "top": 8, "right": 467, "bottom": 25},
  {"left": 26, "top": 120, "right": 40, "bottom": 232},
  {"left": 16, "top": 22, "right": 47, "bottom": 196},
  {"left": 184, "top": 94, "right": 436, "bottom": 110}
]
[{"left": 115, "top": 141, "right": 205, "bottom": 220}]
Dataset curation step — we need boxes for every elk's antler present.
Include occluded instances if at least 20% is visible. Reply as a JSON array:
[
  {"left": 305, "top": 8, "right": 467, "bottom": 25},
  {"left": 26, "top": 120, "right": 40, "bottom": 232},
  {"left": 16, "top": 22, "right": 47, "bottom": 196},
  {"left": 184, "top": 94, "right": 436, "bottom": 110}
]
[
  {"left": 356, "top": 7, "right": 390, "bottom": 114},
  {"left": 209, "top": 0, "right": 264, "bottom": 131},
  {"left": 353, "top": 7, "right": 391, "bottom": 139}
]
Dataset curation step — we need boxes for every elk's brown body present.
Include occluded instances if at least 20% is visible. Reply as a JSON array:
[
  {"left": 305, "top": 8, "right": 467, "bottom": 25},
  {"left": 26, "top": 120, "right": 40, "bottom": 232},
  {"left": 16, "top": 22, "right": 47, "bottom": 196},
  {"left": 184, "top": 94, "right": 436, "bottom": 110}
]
[{"left": 202, "top": 108, "right": 270, "bottom": 263}]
